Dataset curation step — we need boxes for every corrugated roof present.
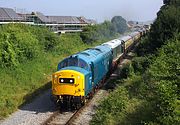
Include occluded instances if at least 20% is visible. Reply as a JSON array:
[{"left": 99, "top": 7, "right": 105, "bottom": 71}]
[
  {"left": 47, "top": 16, "right": 82, "bottom": 24},
  {"left": 77, "top": 16, "right": 90, "bottom": 23},
  {"left": 0, "top": 7, "right": 23, "bottom": 21},
  {"left": 36, "top": 12, "right": 51, "bottom": 23},
  {"left": 0, "top": 8, "right": 10, "bottom": 20}
]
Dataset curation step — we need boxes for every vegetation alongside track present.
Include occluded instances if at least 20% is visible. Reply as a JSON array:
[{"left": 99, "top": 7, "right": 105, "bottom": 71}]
[
  {"left": 91, "top": 1, "right": 180, "bottom": 125},
  {"left": 0, "top": 16, "right": 128, "bottom": 119}
]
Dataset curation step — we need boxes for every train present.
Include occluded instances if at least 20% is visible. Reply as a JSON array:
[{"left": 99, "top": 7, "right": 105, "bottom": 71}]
[{"left": 52, "top": 29, "right": 145, "bottom": 108}]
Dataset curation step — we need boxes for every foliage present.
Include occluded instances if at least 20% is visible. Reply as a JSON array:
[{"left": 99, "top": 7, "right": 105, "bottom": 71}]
[
  {"left": 54, "top": 33, "right": 88, "bottom": 56},
  {"left": 0, "top": 24, "right": 40, "bottom": 67},
  {"left": 148, "top": 36, "right": 180, "bottom": 95},
  {"left": 164, "top": 0, "right": 180, "bottom": 6},
  {"left": 28, "top": 26, "right": 59, "bottom": 51},
  {"left": 138, "top": 3, "right": 180, "bottom": 54},
  {"left": 131, "top": 56, "right": 153, "bottom": 74},
  {"left": 111, "top": 16, "right": 128, "bottom": 34},
  {"left": 0, "top": 24, "right": 62, "bottom": 68},
  {"left": 80, "top": 16, "right": 128, "bottom": 44},
  {"left": 91, "top": 87, "right": 129, "bottom": 125},
  {"left": 80, "top": 25, "right": 97, "bottom": 43},
  {"left": 119, "top": 63, "right": 134, "bottom": 79},
  {"left": 133, "top": 34, "right": 180, "bottom": 124}
]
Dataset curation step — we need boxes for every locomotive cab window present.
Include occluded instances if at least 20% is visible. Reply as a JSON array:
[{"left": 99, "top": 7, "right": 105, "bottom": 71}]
[
  {"left": 59, "top": 59, "right": 68, "bottom": 69},
  {"left": 69, "top": 57, "right": 78, "bottom": 67},
  {"left": 78, "top": 59, "right": 89, "bottom": 70},
  {"left": 59, "top": 57, "right": 89, "bottom": 70}
]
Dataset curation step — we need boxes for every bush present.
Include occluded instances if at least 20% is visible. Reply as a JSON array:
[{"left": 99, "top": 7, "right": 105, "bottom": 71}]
[
  {"left": 0, "top": 25, "right": 39, "bottom": 67},
  {"left": 151, "top": 81, "right": 179, "bottom": 125},
  {"left": 119, "top": 63, "right": 134, "bottom": 79},
  {"left": 111, "top": 16, "right": 128, "bottom": 34},
  {"left": 91, "top": 87, "right": 129, "bottom": 125},
  {"left": 142, "top": 35, "right": 180, "bottom": 124},
  {"left": 29, "top": 26, "right": 59, "bottom": 51},
  {"left": 132, "top": 56, "right": 152, "bottom": 74}
]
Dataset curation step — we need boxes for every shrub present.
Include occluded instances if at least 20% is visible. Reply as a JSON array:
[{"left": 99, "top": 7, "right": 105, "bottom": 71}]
[
  {"left": 132, "top": 56, "right": 152, "bottom": 74},
  {"left": 29, "top": 26, "right": 59, "bottom": 51},
  {"left": 0, "top": 26, "right": 39, "bottom": 67},
  {"left": 119, "top": 63, "right": 134, "bottom": 79},
  {"left": 91, "top": 87, "right": 129, "bottom": 125}
]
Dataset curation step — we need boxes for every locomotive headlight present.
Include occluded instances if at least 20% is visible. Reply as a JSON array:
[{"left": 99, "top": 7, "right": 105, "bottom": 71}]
[
  {"left": 60, "top": 79, "right": 64, "bottom": 83},
  {"left": 70, "top": 80, "right": 73, "bottom": 83}
]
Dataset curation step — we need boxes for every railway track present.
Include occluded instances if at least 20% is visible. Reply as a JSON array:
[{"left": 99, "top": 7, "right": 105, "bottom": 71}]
[{"left": 42, "top": 95, "right": 93, "bottom": 125}]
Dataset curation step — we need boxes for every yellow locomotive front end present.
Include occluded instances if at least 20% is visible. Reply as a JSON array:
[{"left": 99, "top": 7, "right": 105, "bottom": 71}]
[{"left": 52, "top": 69, "right": 85, "bottom": 107}]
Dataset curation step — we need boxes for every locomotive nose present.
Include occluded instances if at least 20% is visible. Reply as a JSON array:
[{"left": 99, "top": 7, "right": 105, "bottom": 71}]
[{"left": 52, "top": 70, "right": 85, "bottom": 96}]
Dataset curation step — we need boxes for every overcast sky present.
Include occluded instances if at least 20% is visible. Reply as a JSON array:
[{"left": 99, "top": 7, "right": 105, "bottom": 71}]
[{"left": 0, "top": 0, "right": 163, "bottom": 22}]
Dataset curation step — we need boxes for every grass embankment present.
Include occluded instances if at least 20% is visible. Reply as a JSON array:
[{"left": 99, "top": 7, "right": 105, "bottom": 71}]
[{"left": 0, "top": 24, "right": 115, "bottom": 119}]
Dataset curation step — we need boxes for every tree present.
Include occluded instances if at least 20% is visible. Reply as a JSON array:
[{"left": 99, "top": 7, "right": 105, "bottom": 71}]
[{"left": 111, "top": 16, "right": 128, "bottom": 34}]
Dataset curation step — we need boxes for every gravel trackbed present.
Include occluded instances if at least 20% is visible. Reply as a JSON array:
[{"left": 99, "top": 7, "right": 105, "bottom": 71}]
[{"left": 0, "top": 89, "right": 57, "bottom": 125}]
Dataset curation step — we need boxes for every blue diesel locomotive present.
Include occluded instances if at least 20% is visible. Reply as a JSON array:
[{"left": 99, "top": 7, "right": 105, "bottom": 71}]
[
  {"left": 52, "top": 45, "right": 112, "bottom": 107},
  {"left": 52, "top": 31, "right": 142, "bottom": 107}
]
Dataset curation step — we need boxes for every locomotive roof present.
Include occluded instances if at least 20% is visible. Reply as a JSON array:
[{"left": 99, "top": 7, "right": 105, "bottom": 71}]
[
  {"left": 102, "top": 39, "right": 122, "bottom": 49},
  {"left": 63, "top": 45, "right": 111, "bottom": 65},
  {"left": 119, "top": 35, "right": 132, "bottom": 42},
  {"left": 129, "top": 31, "right": 140, "bottom": 37}
]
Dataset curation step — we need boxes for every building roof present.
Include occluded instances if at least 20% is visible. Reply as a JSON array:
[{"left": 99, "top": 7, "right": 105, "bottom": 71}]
[
  {"left": 78, "top": 16, "right": 90, "bottom": 24},
  {"left": 0, "top": 7, "right": 23, "bottom": 21},
  {"left": 35, "top": 12, "right": 51, "bottom": 23},
  {"left": 46, "top": 16, "right": 82, "bottom": 24}
]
